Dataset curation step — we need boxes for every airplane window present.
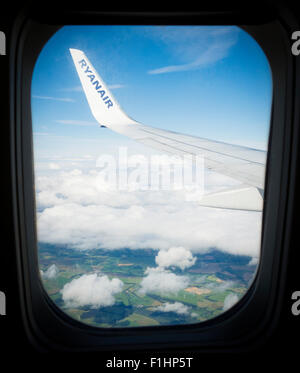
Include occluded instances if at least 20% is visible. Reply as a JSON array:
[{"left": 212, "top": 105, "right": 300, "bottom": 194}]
[{"left": 31, "top": 25, "right": 272, "bottom": 328}]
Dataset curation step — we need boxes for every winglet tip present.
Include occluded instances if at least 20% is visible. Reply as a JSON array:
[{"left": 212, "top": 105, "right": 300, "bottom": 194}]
[{"left": 69, "top": 48, "right": 83, "bottom": 56}]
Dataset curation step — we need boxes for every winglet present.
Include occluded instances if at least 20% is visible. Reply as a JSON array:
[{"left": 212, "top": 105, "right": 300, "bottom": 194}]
[
  {"left": 69, "top": 48, "right": 133, "bottom": 127},
  {"left": 199, "top": 185, "right": 263, "bottom": 211}
]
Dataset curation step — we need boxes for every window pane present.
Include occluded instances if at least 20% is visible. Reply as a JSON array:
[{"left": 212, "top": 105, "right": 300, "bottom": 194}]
[{"left": 32, "top": 25, "right": 272, "bottom": 328}]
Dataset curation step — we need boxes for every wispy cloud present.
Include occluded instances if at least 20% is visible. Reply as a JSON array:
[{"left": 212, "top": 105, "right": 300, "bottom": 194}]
[
  {"left": 147, "top": 26, "right": 239, "bottom": 75},
  {"left": 32, "top": 95, "right": 75, "bottom": 102},
  {"left": 148, "top": 39, "right": 236, "bottom": 74},
  {"left": 55, "top": 119, "right": 97, "bottom": 126},
  {"left": 223, "top": 293, "right": 239, "bottom": 311},
  {"left": 108, "top": 84, "right": 125, "bottom": 90},
  {"left": 60, "top": 86, "right": 83, "bottom": 92},
  {"left": 60, "top": 84, "right": 125, "bottom": 92},
  {"left": 33, "top": 132, "right": 52, "bottom": 136}
]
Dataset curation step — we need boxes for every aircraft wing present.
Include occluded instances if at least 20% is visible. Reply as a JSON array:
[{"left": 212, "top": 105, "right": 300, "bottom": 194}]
[{"left": 69, "top": 48, "right": 266, "bottom": 211}]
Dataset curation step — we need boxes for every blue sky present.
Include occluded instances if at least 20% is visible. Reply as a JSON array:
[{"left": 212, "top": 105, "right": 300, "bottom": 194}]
[{"left": 31, "top": 25, "right": 272, "bottom": 161}]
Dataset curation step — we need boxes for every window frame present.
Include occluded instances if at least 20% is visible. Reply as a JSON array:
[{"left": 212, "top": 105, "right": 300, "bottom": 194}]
[{"left": 9, "top": 8, "right": 298, "bottom": 352}]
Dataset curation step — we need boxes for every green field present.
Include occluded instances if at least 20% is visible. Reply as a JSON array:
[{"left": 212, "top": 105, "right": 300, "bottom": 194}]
[{"left": 39, "top": 243, "right": 256, "bottom": 328}]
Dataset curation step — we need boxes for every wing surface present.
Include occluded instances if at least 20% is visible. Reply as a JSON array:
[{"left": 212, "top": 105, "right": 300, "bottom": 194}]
[{"left": 69, "top": 48, "right": 266, "bottom": 210}]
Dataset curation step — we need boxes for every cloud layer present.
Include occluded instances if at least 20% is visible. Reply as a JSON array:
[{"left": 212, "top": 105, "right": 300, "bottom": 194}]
[{"left": 35, "top": 167, "right": 262, "bottom": 259}]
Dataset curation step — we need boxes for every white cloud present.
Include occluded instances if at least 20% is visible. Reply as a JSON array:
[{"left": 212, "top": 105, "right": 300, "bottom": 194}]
[
  {"left": 155, "top": 302, "right": 190, "bottom": 315},
  {"left": 139, "top": 267, "right": 189, "bottom": 295},
  {"left": 248, "top": 257, "right": 258, "bottom": 266},
  {"left": 35, "top": 167, "right": 262, "bottom": 258},
  {"left": 41, "top": 264, "right": 59, "bottom": 279},
  {"left": 155, "top": 247, "right": 196, "bottom": 270},
  {"left": 222, "top": 293, "right": 239, "bottom": 311},
  {"left": 60, "top": 273, "right": 123, "bottom": 308}
]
